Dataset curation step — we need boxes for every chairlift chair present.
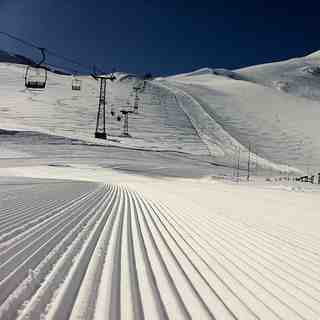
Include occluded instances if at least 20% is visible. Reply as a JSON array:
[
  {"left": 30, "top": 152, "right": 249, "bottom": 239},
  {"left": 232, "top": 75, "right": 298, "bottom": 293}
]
[
  {"left": 72, "top": 78, "right": 81, "bottom": 91},
  {"left": 25, "top": 48, "right": 47, "bottom": 90},
  {"left": 119, "top": 109, "right": 133, "bottom": 137},
  {"left": 25, "top": 66, "right": 47, "bottom": 89},
  {"left": 94, "top": 131, "right": 107, "bottom": 139}
]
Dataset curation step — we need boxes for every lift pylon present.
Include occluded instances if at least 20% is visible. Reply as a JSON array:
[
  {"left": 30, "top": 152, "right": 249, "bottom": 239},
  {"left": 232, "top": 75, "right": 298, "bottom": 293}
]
[
  {"left": 95, "top": 78, "right": 107, "bottom": 139},
  {"left": 92, "top": 72, "right": 116, "bottom": 140},
  {"left": 133, "top": 85, "right": 141, "bottom": 114}
]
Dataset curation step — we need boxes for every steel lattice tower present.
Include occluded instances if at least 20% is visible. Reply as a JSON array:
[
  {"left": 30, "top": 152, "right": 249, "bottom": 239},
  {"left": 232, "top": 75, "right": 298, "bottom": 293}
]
[
  {"left": 93, "top": 73, "right": 116, "bottom": 139},
  {"left": 133, "top": 85, "right": 141, "bottom": 114},
  {"left": 133, "top": 88, "right": 140, "bottom": 113},
  {"left": 95, "top": 78, "right": 107, "bottom": 139}
]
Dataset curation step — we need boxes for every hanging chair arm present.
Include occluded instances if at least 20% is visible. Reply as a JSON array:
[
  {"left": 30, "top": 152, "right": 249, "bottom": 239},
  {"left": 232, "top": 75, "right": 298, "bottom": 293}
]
[
  {"left": 37, "top": 48, "right": 46, "bottom": 66},
  {"left": 91, "top": 73, "right": 99, "bottom": 80}
]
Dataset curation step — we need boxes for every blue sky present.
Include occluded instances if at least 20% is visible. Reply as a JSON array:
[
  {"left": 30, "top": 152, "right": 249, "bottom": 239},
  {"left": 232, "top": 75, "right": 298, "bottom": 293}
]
[{"left": 0, "top": 0, "right": 319, "bottom": 75}]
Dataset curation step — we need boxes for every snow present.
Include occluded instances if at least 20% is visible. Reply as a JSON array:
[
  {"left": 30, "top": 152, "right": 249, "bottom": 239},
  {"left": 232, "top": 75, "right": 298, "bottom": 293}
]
[
  {"left": 0, "top": 50, "right": 320, "bottom": 319},
  {"left": 236, "top": 53, "right": 320, "bottom": 101},
  {"left": 161, "top": 60, "right": 320, "bottom": 173},
  {"left": 0, "top": 63, "right": 207, "bottom": 155},
  {"left": 306, "top": 50, "right": 320, "bottom": 59},
  {"left": 0, "top": 146, "right": 30, "bottom": 159},
  {"left": 0, "top": 171, "right": 319, "bottom": 319}
]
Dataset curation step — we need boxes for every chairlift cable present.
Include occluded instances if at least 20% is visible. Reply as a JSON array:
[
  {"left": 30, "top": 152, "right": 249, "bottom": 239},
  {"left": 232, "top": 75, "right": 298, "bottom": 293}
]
[
  {"left": 45, "top": 62, "right": 82, "bottom": 75},
  {"left": 45, "top": 49, "right": 92, "bottom": 73},
  {"left": 0, "top": 30, "right": 104, "bottom": 74},
  {"left": 0, "top": 31, "right": 40, "bottom": 50},
  {"left": 0, "top": 30, "right": 90, "bottom": 72}
]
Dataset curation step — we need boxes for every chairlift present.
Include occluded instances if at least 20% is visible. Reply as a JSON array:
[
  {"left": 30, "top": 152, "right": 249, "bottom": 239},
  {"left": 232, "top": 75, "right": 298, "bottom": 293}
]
[
  {"left": 25, "top": 67, "right": 47, "bottom": 89},
  {"left": 117, "top": 114, "right": 122, "bottom": 121},
  {"left": 119, "top": 108, "right": 133, "bottom": 137},
  {"left": 72, "top": 78, "right": 81, "bottom": 91},
  {"left": 25, "top": 48, "right": 47, "bottom": 90},
  {"left": 95, "top": 132, "right": 107, "bottom": 139}
]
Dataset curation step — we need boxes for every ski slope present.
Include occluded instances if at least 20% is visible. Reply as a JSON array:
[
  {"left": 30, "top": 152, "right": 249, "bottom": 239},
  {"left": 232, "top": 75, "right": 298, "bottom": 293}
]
[
  {"left": 0, "top": 63, "right": 207, "bottom": 155},
  {"left": 0, "top": 176, "right": 319, "bottom": 320},
  {"left": 161, "top": 51, "right": 320, "bottom": 173},
  {"left": 0, "top": 50, "right": 320, "bottom": 320},
  {"left": 1, "top": 50, "right": 320, "bottom": 173}
]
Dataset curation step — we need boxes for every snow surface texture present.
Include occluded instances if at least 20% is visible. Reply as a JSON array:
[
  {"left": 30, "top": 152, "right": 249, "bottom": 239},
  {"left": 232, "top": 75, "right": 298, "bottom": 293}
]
[
  {"left": 0, "top": 175, "right": 319, "bottom": 320},
  {"left": 0, "top": 51, "right": 320, "bottom": 320}
]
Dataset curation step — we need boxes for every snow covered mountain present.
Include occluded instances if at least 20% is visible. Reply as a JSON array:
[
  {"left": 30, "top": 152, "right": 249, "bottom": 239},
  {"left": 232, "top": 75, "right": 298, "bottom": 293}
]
[
  {"left": 0, "top": 50, "right": 320, "bottom": 174},
  {"left": 162, "top": 50, "right": 320, "bottom": 174},
  {"left": 236, "top": 50, "right": 320, "bottom": 100},
  {"left": 0, "top": 49, "right": 35, "bottom": 65}
]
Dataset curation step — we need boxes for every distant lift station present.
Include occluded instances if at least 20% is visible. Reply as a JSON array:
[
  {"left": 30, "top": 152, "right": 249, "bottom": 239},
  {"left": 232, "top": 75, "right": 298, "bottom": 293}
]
[{"left": 25, "top": 48, "right": 47, "bottom": 90}]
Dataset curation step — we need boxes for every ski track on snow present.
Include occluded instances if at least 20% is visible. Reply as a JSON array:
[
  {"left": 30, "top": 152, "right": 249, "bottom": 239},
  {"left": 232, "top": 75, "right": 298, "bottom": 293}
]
[{"left": 0, "top": 180, "right": 319, "bottom": 320}]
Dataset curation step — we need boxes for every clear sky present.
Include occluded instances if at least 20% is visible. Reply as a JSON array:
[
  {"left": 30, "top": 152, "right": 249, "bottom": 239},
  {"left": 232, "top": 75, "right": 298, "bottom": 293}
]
[{"left": 0, "top": 0, "right": 319, "bottom": 76}]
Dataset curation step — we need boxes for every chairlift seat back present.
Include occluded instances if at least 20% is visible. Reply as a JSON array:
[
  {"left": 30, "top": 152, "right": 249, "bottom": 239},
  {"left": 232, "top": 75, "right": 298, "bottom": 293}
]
[
  {"left": 25, "top": 66, "right": 47, "bottom": 90},
  {"left": 94, "top": 131, "right": 107, "bottom": 139},
  {"left": 72, "top": 79, "right": 82, "bottom": 91}
]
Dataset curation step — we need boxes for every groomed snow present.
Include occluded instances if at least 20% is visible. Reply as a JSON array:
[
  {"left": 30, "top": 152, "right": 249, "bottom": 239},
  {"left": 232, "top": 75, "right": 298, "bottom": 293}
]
[{"left": 0, "top": 172, "right": 319, "bottom": 320}]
